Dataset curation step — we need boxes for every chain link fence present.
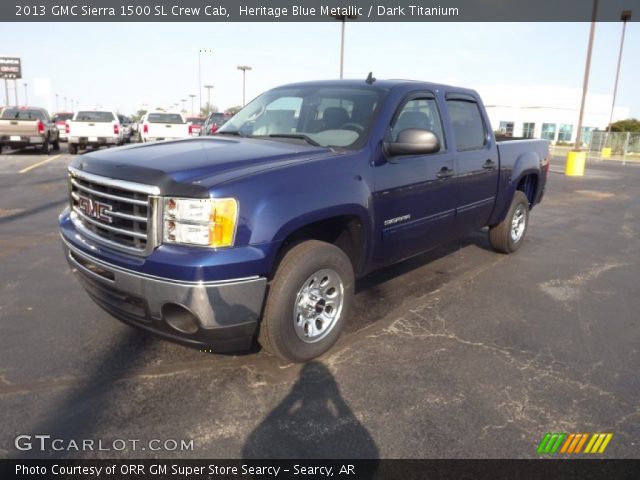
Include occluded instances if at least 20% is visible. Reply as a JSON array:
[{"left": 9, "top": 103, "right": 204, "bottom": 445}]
[{"left": 588, "top": 131, "right": 640, "bottom": 164}]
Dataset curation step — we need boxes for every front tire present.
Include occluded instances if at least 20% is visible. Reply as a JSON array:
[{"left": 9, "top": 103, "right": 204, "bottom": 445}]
[
  {"left": 489, "top": 191, "right": 530, "bottom": 254},
  {"left": 259, "top": 240, "right": 354, "bottom": 363}
]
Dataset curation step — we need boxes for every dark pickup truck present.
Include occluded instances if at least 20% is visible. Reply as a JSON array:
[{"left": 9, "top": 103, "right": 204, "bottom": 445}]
[{"left": 59, "top": 79, "right": 549, "bottom": 362}]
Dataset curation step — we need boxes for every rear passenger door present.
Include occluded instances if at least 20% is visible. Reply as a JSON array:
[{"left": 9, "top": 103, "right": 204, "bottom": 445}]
[
  {"left": 445, "top": 94, "right": 500, "bottom": 233},
  {"left": 373, "top": 93, "right": 457, "bottom": 266}
]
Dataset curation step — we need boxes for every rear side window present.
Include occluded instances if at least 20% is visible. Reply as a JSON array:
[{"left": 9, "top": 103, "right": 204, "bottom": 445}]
[
  {"left": 76, "top": 111, "right": 115, "bottom": 122},
  {"left": 1, "top": 108, "right": 45, "bottom": 121},
  {"left": 148, "top": 113, "right": 184, "bottom": 124},
  {"left": 446, "top": 99, "right": 487, "bottom": 151}
]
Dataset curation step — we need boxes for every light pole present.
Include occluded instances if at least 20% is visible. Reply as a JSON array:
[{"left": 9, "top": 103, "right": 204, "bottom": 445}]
[
  {"left": 565, "top": 0, "right": 598, "bottom": 177},
  {"left": 181, "top": 99, "right": 186, "bottom": 113},
  {"left": 333, "top": 14, "right": 357, "bottom": 79},
  {"left": 237, "top": 65, "right": 252, "bottom": 106},
  {"left": 64, "top": 96, "right": 68, "bottom": 111},
  {"left": 55, "top": 93, "right": 59, "bottom": 112},
  {"left": 198, "top": 49, "right": 213, "bottom": 113},
  {"left": 203, "top": 84, "right": 214, "bottom": 113},
  {"left": 23, "top": 83, "right": 28, "bottom": 105},
  {"left": 606, "top": 10, "right": 632, "bottom": 135},
  {"left": 189, "top": 94, "right": 196, "bottom": 116}
]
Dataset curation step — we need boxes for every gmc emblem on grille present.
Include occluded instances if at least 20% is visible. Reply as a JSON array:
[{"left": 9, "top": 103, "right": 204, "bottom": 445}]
[{"left": 77, "top": 195, "right": 113, "bottom": 223}]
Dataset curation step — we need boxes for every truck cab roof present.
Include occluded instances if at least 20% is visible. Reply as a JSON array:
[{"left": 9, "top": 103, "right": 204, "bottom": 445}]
[{"left": 273, "top": 78, "right": 480, "bottom": 98}]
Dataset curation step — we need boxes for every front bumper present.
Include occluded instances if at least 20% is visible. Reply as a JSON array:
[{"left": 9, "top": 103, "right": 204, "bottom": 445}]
[{"left": 62, "top": 236, "right": 267, "bottom": 352}]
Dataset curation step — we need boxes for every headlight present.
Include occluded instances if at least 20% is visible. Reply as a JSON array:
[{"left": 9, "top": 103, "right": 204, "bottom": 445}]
[{"left": 163, "top": 197, "right": 238, "bottom": 248}]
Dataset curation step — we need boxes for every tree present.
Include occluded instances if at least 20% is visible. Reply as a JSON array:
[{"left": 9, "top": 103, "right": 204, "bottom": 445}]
[
  {"left": 607, "top": 118, "right": 640, "bottom": 133},
  {"left": 200, "top": 103, "right": 218, "bottom": 117},
  {"left": 131, "top": 109, "right": 148, "bottom": 122},
  {"left": 225, "top": 105, "right": 242, "bottom": 115}
]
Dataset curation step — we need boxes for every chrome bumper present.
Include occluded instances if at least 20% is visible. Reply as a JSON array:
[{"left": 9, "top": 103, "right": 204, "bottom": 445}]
[{"left": 62, "top": 237, "right": 267, "bottom": 351}]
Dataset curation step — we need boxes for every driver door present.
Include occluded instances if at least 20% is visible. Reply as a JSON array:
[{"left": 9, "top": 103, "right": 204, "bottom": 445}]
[{"left": 372, "top": 94, "right": 457, "bottom": 267}]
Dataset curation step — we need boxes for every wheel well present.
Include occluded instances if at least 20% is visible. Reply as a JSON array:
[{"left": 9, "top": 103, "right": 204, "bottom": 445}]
[
  {"left": 517, "top": 174, "right": 538, "bottom": 206},
  {"left": 276, "top": 216, "right": 366, "bottom": 276}
]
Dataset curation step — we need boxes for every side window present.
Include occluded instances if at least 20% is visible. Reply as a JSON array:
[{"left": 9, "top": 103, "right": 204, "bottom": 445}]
[
  {"left": 390, "top": 98, "right": 445, "bottom": 152},
  {"left": 446, "top": 99, "right": 487, "bottom": 151}
]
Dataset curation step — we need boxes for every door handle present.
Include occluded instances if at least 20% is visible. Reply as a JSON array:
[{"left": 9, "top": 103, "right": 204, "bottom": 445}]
[
  {"left": 483, "top": 159, "right": 496, "bottom": 170},
  {"left": 436, "top": 166, "right": 455, "bottom": 179}
]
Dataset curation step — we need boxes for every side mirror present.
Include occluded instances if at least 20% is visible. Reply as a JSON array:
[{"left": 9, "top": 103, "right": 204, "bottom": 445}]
[{"left": 385, "top": 129, "right": 440, "bottom": 157}]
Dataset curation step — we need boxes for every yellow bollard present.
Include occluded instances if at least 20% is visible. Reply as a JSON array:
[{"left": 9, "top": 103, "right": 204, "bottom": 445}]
[
  {"left": 565, "top": 151, "right": 586, "bottom": 176},
  {"left": 601, "top": 147, "right": 612, "bottom": 159}
]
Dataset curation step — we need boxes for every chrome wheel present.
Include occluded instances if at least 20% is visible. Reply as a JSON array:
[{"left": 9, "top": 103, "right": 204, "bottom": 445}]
[
  {"left": 510, "top": 205, "right": 526, "bottom": 242},
  {"left": 293, "top": 268, "right": 344, "bottom": 343}
]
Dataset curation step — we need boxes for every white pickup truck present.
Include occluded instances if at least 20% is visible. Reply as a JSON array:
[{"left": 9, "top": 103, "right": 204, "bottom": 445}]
[
  {"left": 67, "top": 110, "right": 123, "bottom": 154},
  {"left": 140, "top": 112, "right": 191, "bottom": 143}
]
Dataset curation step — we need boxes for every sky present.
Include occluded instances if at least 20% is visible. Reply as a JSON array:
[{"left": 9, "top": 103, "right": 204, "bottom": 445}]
[{"left": 2, "top": 21, "right": 639, "bottom": 117}]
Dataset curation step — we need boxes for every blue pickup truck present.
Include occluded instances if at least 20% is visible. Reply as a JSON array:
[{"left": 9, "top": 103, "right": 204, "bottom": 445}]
[{"left": 59, "top": 79, "right": 549, "bottom": 362}]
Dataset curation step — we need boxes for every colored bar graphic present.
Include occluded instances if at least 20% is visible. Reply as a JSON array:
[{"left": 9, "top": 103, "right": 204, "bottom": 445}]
[
  {"left": 539, "top": 433, "right": 613, "bottom": 454},
  {"left": 560, "top": 434, "right": 575, "bottom": 453},
  {"left": 598, "top": 434, "right": 613, "bottom": 453},
  {"left": 550, "top": 433, "right": 566, "bottom": 453},
  {"left": 574, "top": 433, "right": 589, "bottom": 453},
  {"left": 537, "top": 433, "right": 552, "bottom": 454}
]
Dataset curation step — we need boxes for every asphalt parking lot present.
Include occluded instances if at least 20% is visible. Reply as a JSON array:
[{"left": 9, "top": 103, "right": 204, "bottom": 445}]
[{"left": 0, "top": 144, "right": 638, "bottom": 459}]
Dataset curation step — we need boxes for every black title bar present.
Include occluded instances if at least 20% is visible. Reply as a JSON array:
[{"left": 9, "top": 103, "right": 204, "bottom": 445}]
[
  {"left": 2, "top": 0, "right": 639, "bottom": 22},
  {"left": 2, "top": 459, "right": 640, "bottom": 480}
]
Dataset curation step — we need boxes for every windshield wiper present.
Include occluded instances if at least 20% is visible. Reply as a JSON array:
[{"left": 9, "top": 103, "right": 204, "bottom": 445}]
[
  {"left": 217, "top": 130, "right": 246, "bottom": 137},
  {"left": 262, "top": 133, "right": 322, "bottom": 147}
]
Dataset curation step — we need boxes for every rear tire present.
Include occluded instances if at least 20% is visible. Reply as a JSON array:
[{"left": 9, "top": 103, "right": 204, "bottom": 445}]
[
  {"left": 258, "top": 240, "right": 354, "bottom": 363},
  {"left": 489, "top": 191, "right": 530, "bottom": 254},
  {"left": 41, "top": 138, "right": 50, "bottom": 155},
  {"left": 68, "top": 143, "right": 78, "bottom": 155}
]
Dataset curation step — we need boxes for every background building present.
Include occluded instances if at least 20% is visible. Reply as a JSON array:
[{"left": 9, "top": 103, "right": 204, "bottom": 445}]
[{"left": 479, "top": 85, "right": 630, "bottom": 145}]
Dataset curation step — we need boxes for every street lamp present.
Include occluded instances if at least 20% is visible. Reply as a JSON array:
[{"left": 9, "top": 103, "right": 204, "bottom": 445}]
[
  {"left": 606, "top": 10, "right": 632, "bottom": 136},
  {"left": 181, "top": 98, "right": 186, "bottom": 113},
  {"left": 23, "top": 83, "right": 28, "bottom": 105},
  {"left": 203, "top": 84, "right": 214, "bottom": 112},
  {"left": 189, "top": 94, "right": 196, "bottom": 116},
  {"left": 55, "top": 93, "right": 59, "bottom": 112},
  {"left": 237, "top": 65, "right": 252, "bottom": 106},
  {"left": 565, "top": 0, "right": 598, "bottom": 177},
  {"left": 64, "top": 96, "right": 68, "bottom": 111},
  {"left": 333, "top": 14, "right": 358, "bottom": 79},
  {"left": 198, "top": 49, "right": 213, "bottom": 113}
]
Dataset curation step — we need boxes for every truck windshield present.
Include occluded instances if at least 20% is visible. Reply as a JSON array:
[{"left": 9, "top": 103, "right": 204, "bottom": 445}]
[
  {"left": 1, "top": 109, "right": 45, "bottom": 121},
  {"left": 148, "top": 113, "right": 184, "bottom": 124},
  {"left": 218, "top": 85, "right": 385, "bottom": 149},
  {"left": 76, "top": 111, "right": 115, "bottom": 122}
]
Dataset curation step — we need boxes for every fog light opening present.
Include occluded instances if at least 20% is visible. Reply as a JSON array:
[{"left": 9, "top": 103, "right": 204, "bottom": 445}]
[{"left": 161, "top": 303, "right": 200, "bottom": 334}]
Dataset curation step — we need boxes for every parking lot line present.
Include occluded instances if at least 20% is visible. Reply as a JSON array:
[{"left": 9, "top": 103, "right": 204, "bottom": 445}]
[{"left": 19, "top": 154, "right": 63, "bottom": 174}]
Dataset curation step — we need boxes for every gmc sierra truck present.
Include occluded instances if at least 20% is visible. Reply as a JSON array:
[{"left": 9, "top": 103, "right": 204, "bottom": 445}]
[
  {"left": 0, "top": 106, "right": 60, "bottom": 154},
  {"left": 67, "top": 110, "right": 123, "bottom": 154},
  {"left": 140, "top": 112, "right": 191, "bottom": 143},
  {"left": 59, "top": 79, "right": 549, "bottom": 362}
]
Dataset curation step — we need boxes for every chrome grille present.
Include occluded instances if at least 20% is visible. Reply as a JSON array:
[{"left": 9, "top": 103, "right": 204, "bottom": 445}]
[{"left": 68, "top": 167, "right": 160, "bottom": 255}]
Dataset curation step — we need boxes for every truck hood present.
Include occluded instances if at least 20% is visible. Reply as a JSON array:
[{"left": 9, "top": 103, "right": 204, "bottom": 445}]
[{"left": 70, "top": 137, "right": 332, "bottom": 197}]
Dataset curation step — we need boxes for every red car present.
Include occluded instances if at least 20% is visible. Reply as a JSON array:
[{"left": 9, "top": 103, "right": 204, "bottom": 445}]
[
  {"left": 52, "top": 112, "right": 73, "bottom": 142},
  {"left": 185, "top": 117, "right": 205, "bottom": 136}
]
